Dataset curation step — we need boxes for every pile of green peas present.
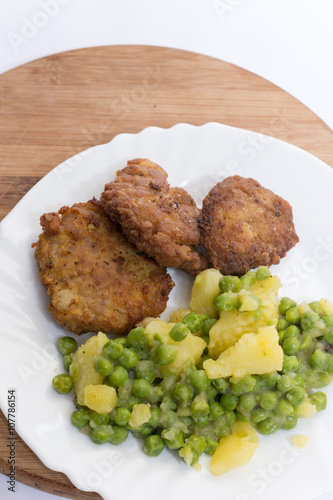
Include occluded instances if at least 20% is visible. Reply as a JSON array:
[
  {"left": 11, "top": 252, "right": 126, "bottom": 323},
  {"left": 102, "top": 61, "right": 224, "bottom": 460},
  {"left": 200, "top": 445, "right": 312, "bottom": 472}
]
[{"left": 52, "top": 266, "right": 333, "bottom": 467}]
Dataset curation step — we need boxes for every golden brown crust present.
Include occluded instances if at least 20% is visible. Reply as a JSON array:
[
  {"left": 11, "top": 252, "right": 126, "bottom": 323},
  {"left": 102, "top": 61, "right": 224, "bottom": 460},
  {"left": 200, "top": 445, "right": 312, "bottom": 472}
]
[
  {"left": 100, "top": 158, "right": 209, "bottom": 275},
  {"left": 33, "top": 199, "right": 174, "bottom": 335},
  {"left": 200, "top": 175, "right": 299, "bottom": 275}
]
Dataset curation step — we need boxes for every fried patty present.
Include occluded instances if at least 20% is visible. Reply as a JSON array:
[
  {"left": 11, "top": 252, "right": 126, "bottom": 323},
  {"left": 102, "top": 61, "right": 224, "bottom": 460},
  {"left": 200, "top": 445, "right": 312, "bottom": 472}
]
[
  {"left": 200, "top": 175, "right": 299, "bottom": 275},
  {"left": 33, "top": 199, "right": 174, "bottom": 335},
  {"left": 100, "top": 158, "right": 209, "bottom": 275}
]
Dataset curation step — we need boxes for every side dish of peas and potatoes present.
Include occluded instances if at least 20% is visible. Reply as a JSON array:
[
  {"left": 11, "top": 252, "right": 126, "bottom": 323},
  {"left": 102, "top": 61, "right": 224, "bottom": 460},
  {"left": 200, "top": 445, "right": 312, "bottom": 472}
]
[{"left": 52, "top": 266, "right": 333, "bottom": 476}]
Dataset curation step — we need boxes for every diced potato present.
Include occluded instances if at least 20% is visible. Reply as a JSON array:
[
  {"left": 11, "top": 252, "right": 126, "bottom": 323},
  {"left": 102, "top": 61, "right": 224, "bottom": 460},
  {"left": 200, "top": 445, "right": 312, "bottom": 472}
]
[
  {"left": 83, "top": 384, "right": 117, "bottom": 414},
  {"left": 145, "top": 319, "right": 206, "bottom": 375},
  {"left": 298, "top": 301, "right": 312, "bottom": 315},
  {"left": 190, "top": 269, "right": 222, "bottom": 318},
  {"left": 292, "top": 435, "right": 309, "bottom": 449},
  {"left": 204, "top": 326, "right": 283, "bottom": 379},
  {"left": 169, "top": 308, "right": 192, "bottom": 324},
  {"left": 70, "top": 331, "right": 108, "bottom": 404},
  {"left": 208, "top": 275, "right": 281, "bottom": 357},
  {"left": 129, "top": 403, "right": 151, "bottom": 428},
  {"left": 319, "top": 298, "right": 333, "bottom": 315},
  {"left": 298, "top": 398, "right": 317, "bottom": 418},
  {"left": 209, "top": 422, "right": 259, "bottom": 476}
]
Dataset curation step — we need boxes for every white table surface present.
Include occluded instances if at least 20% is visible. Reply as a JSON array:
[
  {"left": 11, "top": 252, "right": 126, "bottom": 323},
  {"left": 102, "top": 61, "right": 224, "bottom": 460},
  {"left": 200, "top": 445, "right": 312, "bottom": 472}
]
[{"left": 0, "top": 1, "right": 332, "bottom": 499}]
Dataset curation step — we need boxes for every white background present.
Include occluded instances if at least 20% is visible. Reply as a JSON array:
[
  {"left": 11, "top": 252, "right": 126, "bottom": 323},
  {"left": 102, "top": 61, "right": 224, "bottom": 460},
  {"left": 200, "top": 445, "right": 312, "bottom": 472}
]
[{"left": 0, "top": 0, "right": 333, "bottom": 499}]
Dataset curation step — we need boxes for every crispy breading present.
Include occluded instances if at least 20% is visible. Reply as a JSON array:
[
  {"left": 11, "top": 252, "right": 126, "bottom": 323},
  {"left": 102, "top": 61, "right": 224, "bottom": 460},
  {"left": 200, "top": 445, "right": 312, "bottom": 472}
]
[
  {"left": 100, "top": 158, "right": 209, "bottom": 275},
  {"left": 33, "top": 199, "right": 174, "bottom": 335},
  {"left": 200, "top": 175, "right": 299, "bottom": 275}
]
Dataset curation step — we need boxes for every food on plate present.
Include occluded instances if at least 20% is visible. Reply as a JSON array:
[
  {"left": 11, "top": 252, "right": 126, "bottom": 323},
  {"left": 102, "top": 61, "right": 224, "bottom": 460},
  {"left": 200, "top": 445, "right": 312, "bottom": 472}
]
[
  {"left": 33, "top": 199, "right": 174, "bottom": 335},
  {"left": 100, "top": 158, "right": 209, "bottom": 275},
  {"left": 52, "top": 266, "right": 333, "bottom": 475},
  {"left": 200, "top": 175, "right": 299, "bottom": 275}
]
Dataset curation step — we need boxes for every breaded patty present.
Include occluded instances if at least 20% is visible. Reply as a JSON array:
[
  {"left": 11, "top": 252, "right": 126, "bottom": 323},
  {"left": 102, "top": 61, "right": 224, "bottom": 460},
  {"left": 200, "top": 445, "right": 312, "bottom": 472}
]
[
  {"left": 100, "top": 158, "right": 209, "bottom": 275},
  {"left": 33, "top": 199, "right": 174, "bottom": 335},
  {"left": 200, "top": 175, "right": 299, "bottom": 275}
]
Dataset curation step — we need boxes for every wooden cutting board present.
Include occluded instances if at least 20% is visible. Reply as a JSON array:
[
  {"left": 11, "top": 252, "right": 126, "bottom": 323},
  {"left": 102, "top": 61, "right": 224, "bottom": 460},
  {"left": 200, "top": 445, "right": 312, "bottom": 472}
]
[{"left": 0, "top": 45, "right": 332, "bottom": 499}]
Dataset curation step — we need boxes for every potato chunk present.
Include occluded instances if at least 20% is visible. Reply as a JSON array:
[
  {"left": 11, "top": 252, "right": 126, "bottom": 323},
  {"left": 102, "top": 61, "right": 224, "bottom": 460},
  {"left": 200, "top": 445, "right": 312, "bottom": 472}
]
[
  {"left": 190, "top": 269, "right": 222, "bottom": 318},
  {"left": 70, "top": 331, "right": 108, "bottom": 404},
  {"left": 129, "top": 403, "right": 151, "bottom": 428},
  {"left": 204, "top": 326, "right": 283, "bottom": 379},
  {"left": 145, "top": 319, "right": 206, "bottom": 375},
  {"left": 83, "top": 384, "right": 117, "bottom": 414},
  {"left": 208, "top": 275, "right": 281, "bottom": 358},
  {"left": 209, "top": 422, "right": 259, "bottom": 476}
]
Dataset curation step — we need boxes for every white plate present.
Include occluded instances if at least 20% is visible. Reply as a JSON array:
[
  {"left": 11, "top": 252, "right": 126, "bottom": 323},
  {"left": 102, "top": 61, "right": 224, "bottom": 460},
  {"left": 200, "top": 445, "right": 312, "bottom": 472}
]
[{"left": 1, "top": 123, "right": 333, "bottom": 500}]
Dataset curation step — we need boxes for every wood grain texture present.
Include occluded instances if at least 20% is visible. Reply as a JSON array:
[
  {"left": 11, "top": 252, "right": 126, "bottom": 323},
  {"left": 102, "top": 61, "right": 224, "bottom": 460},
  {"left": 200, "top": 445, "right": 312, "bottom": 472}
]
[{"left": 0, "top": 45, "right": 332, "bottom": 498}]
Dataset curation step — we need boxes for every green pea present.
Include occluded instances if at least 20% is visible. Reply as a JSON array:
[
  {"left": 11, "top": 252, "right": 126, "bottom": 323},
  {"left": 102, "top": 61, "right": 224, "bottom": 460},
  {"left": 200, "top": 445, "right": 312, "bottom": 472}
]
[
  {"left": 155, "top": 345, "right": 177, "bottom": 365},
  {"left": 280, "top": 415, "right": 298, "bottom": 430},
  {"left": 135, "top": 360, "right": 155, "bottom": 384},
  {"left": 186, "top": 434, "right": 206, "bottom": 456},
  {"left": 283, "top": 337, "right": 300, "bottom": 355},
  {"left": 230, "top": 375, "right": 257, "bottom": 395},
  {"left": 109, "top": 426, "right": 129, "bottom": 445},
  {"left": 306, "top": 370, "right": 331, "bottom": 389},
  {"left": 108, "top": 366, "right": 128, "bottom": 387},
  {"left": 52, "top": 374, "right": 73, "bottom": 394},
  {"left": 299, "top": 332, "right": 313, "bottom": 351},
  {"left": 234, "top": 409, "right": 249, "bottom": 422},
  {"left": 90, "top": 424, "right": 112, "bottom": 444},
  {"left": 118, "top": 348, "right": 139, "bottom": 369},
  {"left": 103, "top": 340, "right": 123, "bottom": 360},
  {"left": 277, "top": 318, "right": 289, "bottom": 332},
  {"left": 190, "top": 395, "right": 210, "bottom": 418},
  {"left": 144, "top": 435, "right": 165, "bottom": 456},
  {"left": 220, "top": 393, "right": 238, "bottom": 410},
  {"left": 261, "top": 372, "right": 279, "bottom": 389},
  {"left": 162, "top": 430, "right": 184, "bottom": 450},
  {"left": 63, "top": 353, "right": 73, "bottom": 371},
  {"left": 182, "top": 313, "right": 205, "bottom": 333},
  {"left": 194, "top": 415, "right": 210, "bottom": 427},
  {"left": 219, "top": 276, "right": 241, "bottom": 293},
  {"left": 256, "top": 266, "right": 271, "bottom": 281},
  {"left": 205, "top": 436, "right": 219, "bottom": 455},
  {"left": 127, "top": 327, "right": 148, "bottom": 348},
  {"left": 279, "top": 297, "right": 297, "bottom": 316},
  {"left": 114, "top": 337, "right": 128, "bottom": 347},
  {"left": 310, "top": 349, "right": 327, "bottom": 370},
  {"left": 212, "top": 377, "right": 229, "bottom": 393},
  {"left": 293, "top": 374, "right": 306, "bottom": 388},
  {"left": 209, "top": 401, "right": 224, "bottom": 420},
  {"left": 225, "top": 410, "right": 236, "bottom": 426},
  {"left": 149, "top": 407, "right": 161, "bottom": 428},
  {"left": 257, "top": 417, "right": 279, "bottom": 435},
  {"left": 169, "top": 323, "right": 189, "bottom": 342},
  {"left": 71, "top": 409, "right": 90, "bottom": 428},
  {"left": 189, "top": 370, "right": 211, "bottom": 393},
  {"left": 90, "top": 411, "right": 109, "bottom": 428},
  {"left": 94, "top": 355, "right": 114, "bottom": 376},
  {"left": 57, "top": 336, "right": 77, "bottom": 355},
  {"left": 277, "top": 374, "right": 295, "bottom": 393},
  {"left": 282, "top": 355, "right": 299, "bottom": 373},
  {"left": 274, "top": 398, "right": 294, "bottom": 416},
  {"left": 310, "top": 391, "right": 327, "bottom": 411},
  {"left": 326, "top": 355, "right": 333, "bottom": 374},
  {"left": 113, "top": 407, "right": 131, "bottom": 426},
  {"left": 286, "top": 387, "right": 307, "bottom": 406},
  {"left": 309, "top": 301, "right": 324, "bottom": 316},
  {"left": 171, "top": 383, "right": 192, "bottom": 404},
  {"left": 240, "top": 273, "right": 256, "bottom": 290},
  {"left": 259, "top": 391, "right": 278, "bottom": 410},
  {"left": 300, "top": 311, "right": 320, "bottom": 330},
  {"left": 285, "top": 306, "right": 301, "bottom": 325},
  {"left": 278, "top": 329, "right": 286, "bottom": 345},
  {"left": 284, "top": 325, "right": 300, "bottom": 339},
  {"left": 238, "top": 393, "right": 257, "bottom": 412},
  {"left": 251, "top": 408, "right": 270, "bottom": 423},
  {"left": 161, "top": 395, "right": 177, "bottom": 411},
  {"left": 132, "top": 379, "right": 152, "bottom": 398},
  {"left": 214, "top": 292, "right": 236, "bottom": 312},
  {"left": 202, "top": 318, "right": 217, "bottom": 335}
]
